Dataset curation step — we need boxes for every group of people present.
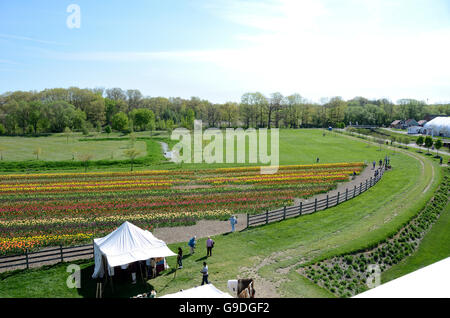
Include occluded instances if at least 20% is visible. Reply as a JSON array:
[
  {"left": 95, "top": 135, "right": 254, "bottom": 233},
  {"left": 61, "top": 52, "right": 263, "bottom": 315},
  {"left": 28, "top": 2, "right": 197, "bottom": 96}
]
[{"left": 175, "top": 215, "right": 238, "bottom": 285}]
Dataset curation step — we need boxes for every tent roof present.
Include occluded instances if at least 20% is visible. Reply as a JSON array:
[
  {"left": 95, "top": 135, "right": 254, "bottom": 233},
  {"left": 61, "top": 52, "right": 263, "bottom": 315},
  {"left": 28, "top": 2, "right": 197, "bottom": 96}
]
[
  {"left": 159, "top": 284, "right": 233, "bottom": 298},
  {"left": 94, "top": 221, "right": 176, "bottom": 268},
  {"left": 353, "top": 257, "right": 450, "bottom": 298},
  {"left": 424, "top": 116, "right": 450, "bottom": 128}
]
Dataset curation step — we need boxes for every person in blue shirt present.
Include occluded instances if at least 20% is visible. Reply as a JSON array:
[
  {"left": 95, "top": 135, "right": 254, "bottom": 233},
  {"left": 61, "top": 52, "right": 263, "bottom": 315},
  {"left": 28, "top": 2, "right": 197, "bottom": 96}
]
[
  {"left": 229, "top": 215, "right": 237, "bottom": 233},
  {"left": 188, "top": 236, "right": 196, "bottom": 255}
]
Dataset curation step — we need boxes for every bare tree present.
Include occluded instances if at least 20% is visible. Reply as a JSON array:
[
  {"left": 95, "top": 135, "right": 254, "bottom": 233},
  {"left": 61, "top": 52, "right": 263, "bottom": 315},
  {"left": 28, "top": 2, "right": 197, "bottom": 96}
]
[
  {"left": 78, "top": 153, "right": 94, "bottom": 172},
  {"left": 33, "top": 147, "right": 42, "bottom": 160},
  {"left": 124, "top": 148, "right": 141, "bottom": 171}
]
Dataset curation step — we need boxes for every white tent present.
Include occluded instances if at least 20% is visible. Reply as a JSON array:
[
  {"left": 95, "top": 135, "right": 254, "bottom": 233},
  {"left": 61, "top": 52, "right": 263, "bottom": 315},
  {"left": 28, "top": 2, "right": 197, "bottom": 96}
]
[
  {"left": 92, "top": 221, "right": 176, "bottom": 279},
  {"left": 423, "top": 117, "right": 450, "bottom": 137},
  {"left": 353, "top": 257, "right": 450, "bottom": 298},
  {"left": 159, "top": 284, "right": 233, "bottom": 298}
]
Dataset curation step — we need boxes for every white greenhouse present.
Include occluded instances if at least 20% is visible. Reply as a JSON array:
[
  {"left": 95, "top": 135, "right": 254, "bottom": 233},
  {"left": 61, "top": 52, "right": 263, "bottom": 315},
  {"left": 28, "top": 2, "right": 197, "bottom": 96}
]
[{"left": 422, "top": 117, "right": 450, "bottom": 137}]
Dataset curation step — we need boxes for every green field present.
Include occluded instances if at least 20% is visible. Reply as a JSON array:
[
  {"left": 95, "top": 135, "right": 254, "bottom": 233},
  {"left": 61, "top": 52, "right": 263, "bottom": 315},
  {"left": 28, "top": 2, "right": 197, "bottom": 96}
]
[
  {"left": 0, "top": 133, "right": 147, "bottom": 161},
  {"left": 0, "top": 129, "right": 444, "bottom": 298}
]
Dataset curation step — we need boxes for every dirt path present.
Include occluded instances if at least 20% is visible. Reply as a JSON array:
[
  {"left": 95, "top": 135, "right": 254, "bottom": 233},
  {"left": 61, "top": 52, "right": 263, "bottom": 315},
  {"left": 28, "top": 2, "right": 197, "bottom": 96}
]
[{"left": 152, "top": 214, "right": 247, "bottom": 245}]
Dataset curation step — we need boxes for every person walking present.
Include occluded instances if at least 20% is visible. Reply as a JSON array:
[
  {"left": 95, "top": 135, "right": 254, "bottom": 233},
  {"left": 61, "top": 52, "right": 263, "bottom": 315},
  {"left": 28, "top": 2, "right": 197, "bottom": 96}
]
[
  {"left": 372, "top": 161, "right": 376, "bottom": 169},
  {"left": 200, "top": 262, "right": 209, "bottom": 285},
  {"left": 177, "top": 247, "right": 183, "bottom": 269},
  {"left": 206, "top": 237, "right": 214, "bottom": 257},
  {"left": 229, "top": 215, "right": 237, "bottom": 233},
  {"left": 188, "top": 236, "right": 196, "bottom": 255},
  {"left": 316, "top": 157, "right": 320, "bottom": 163},
  {"left": 150, "top": 258, "right": 156, "bottom": 279}
]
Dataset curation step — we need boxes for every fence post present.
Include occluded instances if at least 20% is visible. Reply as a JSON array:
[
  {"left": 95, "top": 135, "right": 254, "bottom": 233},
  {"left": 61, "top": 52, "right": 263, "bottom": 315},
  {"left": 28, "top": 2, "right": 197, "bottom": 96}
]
[
  {"left": 314, "top": 198, "right": 317, "bottom": 212},
  {"left": 247, "top": 214, "right": 249, "bottom": 228},
  {"left": 299, "top": 202, "right": 302, "bottom": 216},
  {"left": 266, "top": 210, "right": 269, "bottom": 224},
  {"left": 337, "top": 192, "right": 340, "bottom": 205},
  {"left": 326, "top": 195, "right": 329, "bottom": 209},
  {"left": 60, "top": 245, "right": 64, "bottom": 263},
  {"left": 354, "top": 185, "right": 356, "bottom": 198},
  {"left": 360, "top": 182, "right": 362, "bottom": 195},
  {"left": 283, "top": 206, "right": 286, "bottom": 220},
  {"left": 370, "top": 177, "right": 373, "bottom": 187},
  {"left": 365, "top": 179, "right": 368, "bottom": 191},
  {"left": 25, "top": 248, "right": 29, "bottom": 270},
  {"left": 345, "top": 188, "right": 348, "bottom": 201}
]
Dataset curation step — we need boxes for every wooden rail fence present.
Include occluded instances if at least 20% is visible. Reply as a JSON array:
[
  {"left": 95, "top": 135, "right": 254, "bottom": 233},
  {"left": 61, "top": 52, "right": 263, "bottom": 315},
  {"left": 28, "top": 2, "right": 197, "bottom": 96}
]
[
  {"left": 246, "top": 167, "right": 385, "bottom": 227},
  {"left": 0, "top": 167, "right": 385, "bottom": 272},
  {"left": 0, "top": 243, "right": 94, "bottom": 272}
]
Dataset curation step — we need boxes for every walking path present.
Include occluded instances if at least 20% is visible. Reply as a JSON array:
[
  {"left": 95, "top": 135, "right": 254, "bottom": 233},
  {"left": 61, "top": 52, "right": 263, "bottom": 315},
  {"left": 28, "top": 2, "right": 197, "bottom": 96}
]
[{"left": 153, "top": 165, "right": 376, "bottom": 244}]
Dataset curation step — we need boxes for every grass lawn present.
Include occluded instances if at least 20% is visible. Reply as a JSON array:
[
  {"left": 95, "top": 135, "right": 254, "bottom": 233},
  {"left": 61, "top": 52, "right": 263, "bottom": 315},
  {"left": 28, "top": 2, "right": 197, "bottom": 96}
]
[
  {"left": 381, "top": 201, "right": 450, "bottom": 284},
  {"left": 0, "top": 133, "right": 147, "bottom": 161},
  {"left": 0, "top": 143, "right": 440, "bottom": 298},
  {"left": 0, "top": 128, "right": 443, "bottom": 298}
]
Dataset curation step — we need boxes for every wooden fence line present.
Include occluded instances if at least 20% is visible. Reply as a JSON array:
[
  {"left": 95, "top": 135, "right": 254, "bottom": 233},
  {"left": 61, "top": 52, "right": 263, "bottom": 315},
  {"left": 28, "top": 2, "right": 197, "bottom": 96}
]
[
  {"left": 1, "top": 167, "right": 385, "bottom": 272},
  {"left": 0, "top": 244, "right": 94, "bottom": 271},
  {"left": 247, "top": 167, "right": 385, "bottom": 227}
]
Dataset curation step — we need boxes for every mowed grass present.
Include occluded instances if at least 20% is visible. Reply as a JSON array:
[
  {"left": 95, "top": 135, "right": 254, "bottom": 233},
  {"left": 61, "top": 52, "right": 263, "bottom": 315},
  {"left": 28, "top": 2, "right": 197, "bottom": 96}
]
[
  {"left": 0, "top": 146, "right": 440, "bottom": 298},
  {"left": 160, "top": 128, "right": 389, "bottom": 171},
  {"left": 381, "top": 201, "right": 450, "bottom": 284},
  {"left": 0, "top": 133, "right": 147, "bottom": 161}
]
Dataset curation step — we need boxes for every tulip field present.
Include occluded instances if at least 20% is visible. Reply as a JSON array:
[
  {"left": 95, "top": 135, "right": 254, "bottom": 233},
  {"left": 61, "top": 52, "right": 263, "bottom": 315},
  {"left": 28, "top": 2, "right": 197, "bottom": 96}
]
[{"left": 0, "top": 162, "right": 364, "bottom": 255}]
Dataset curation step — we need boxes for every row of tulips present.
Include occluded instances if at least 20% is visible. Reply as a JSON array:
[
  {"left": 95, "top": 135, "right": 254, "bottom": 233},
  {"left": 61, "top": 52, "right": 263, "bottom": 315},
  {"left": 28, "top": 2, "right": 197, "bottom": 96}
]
[{"left": 0, "top": 162, "right": 364, "bottom": 255}]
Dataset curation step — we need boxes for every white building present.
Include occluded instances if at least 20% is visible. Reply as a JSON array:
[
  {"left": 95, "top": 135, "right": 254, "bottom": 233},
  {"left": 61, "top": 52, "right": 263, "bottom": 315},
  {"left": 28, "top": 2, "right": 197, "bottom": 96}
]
[{"left": 423, "top": 116, "right": 450, "bottom": 137}]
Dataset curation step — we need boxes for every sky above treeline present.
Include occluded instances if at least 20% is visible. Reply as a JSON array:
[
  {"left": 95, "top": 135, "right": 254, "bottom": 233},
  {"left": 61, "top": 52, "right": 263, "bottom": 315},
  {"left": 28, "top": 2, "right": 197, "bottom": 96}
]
[{"left": 1, "top": 0, "right": 450, "bottom": 104}]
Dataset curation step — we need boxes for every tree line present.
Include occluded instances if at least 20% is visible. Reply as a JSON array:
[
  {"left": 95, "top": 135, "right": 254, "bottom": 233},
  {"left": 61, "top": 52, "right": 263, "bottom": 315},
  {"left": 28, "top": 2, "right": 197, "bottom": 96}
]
[{"left": 0, "top": 87, "right": 449, "bottom": 135}]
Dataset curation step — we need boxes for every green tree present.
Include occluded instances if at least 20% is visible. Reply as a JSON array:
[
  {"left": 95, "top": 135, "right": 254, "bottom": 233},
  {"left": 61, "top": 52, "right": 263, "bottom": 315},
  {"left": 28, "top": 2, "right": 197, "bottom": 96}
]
[
  {"left": 416, "top": 136, "right": 424, "bottom": 148},
  {"left": 124, "top": 148, "right": 141, "bottom": 171},
  {"left": 111, "top": 112, "right": 129, "bottom": 132},
  {"left": 130, "top": 108, "right": 154, "bottom": 131},
  {"left": 434, "top": 139, "right": 443, "bottom": 156},
  {"left": 424, "top": 136, "right": 433, "bottom": 154},
  {"left": 104, "top": 125, "right": 112, "bottom": 134}
]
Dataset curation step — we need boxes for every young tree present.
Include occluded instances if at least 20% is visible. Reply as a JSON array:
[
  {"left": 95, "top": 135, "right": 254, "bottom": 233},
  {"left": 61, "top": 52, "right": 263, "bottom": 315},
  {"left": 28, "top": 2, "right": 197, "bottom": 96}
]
[
  {"left": 402, "top": 137, "right": 410, "bottom": 149},
  {"left": 63, "top": 127, "right": 72, "bottom": 144},
  {"left": 78, "top": 153, "right": 93, "bottom": 172},
  {"left": 104, "top": 125, "right": 112, "bottom": 135},
  {"left": 0, "top": 147, "right": 5, "bottom": 160},
  {"left": 424, "top": 136, "right": 433, "bottom": 154},
  {"left": 416, "top": 136, "right": 424, "bottom": 148},
  {"left": 124, "top": 148, "right": 141, "bottom": 171},
  {"left": 33, "top": 147, "right": 42, "bottom": 160},
  {"left": 434, "top": 139, "right": 443, "bottom": 156}
]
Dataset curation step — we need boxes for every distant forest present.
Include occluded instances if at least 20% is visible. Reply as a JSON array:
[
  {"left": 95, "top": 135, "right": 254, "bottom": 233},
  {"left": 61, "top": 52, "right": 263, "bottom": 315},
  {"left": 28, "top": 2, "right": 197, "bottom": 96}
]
[{"left": 0, "top": 87, "right": 449, "bottom": 135}]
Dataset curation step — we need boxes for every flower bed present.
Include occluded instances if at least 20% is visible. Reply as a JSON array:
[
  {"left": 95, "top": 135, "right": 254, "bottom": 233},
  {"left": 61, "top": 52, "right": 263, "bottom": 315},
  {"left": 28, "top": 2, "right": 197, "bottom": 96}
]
[{"left": 0, "top": 162, "right": 363, "bottom": 255}]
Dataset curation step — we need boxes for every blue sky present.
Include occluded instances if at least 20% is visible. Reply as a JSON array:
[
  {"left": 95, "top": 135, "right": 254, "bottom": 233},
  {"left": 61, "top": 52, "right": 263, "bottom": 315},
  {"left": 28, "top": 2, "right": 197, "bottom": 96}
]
[{"left": 1, "top": 0, "right": 450, "bottom": 103}]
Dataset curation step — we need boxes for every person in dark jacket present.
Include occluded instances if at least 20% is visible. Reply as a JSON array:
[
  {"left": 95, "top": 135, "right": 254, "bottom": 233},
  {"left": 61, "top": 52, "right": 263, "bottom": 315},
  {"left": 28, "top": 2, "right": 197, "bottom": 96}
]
[{"left": 177, "top": 247, "right": 183, "bottom": 269}]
